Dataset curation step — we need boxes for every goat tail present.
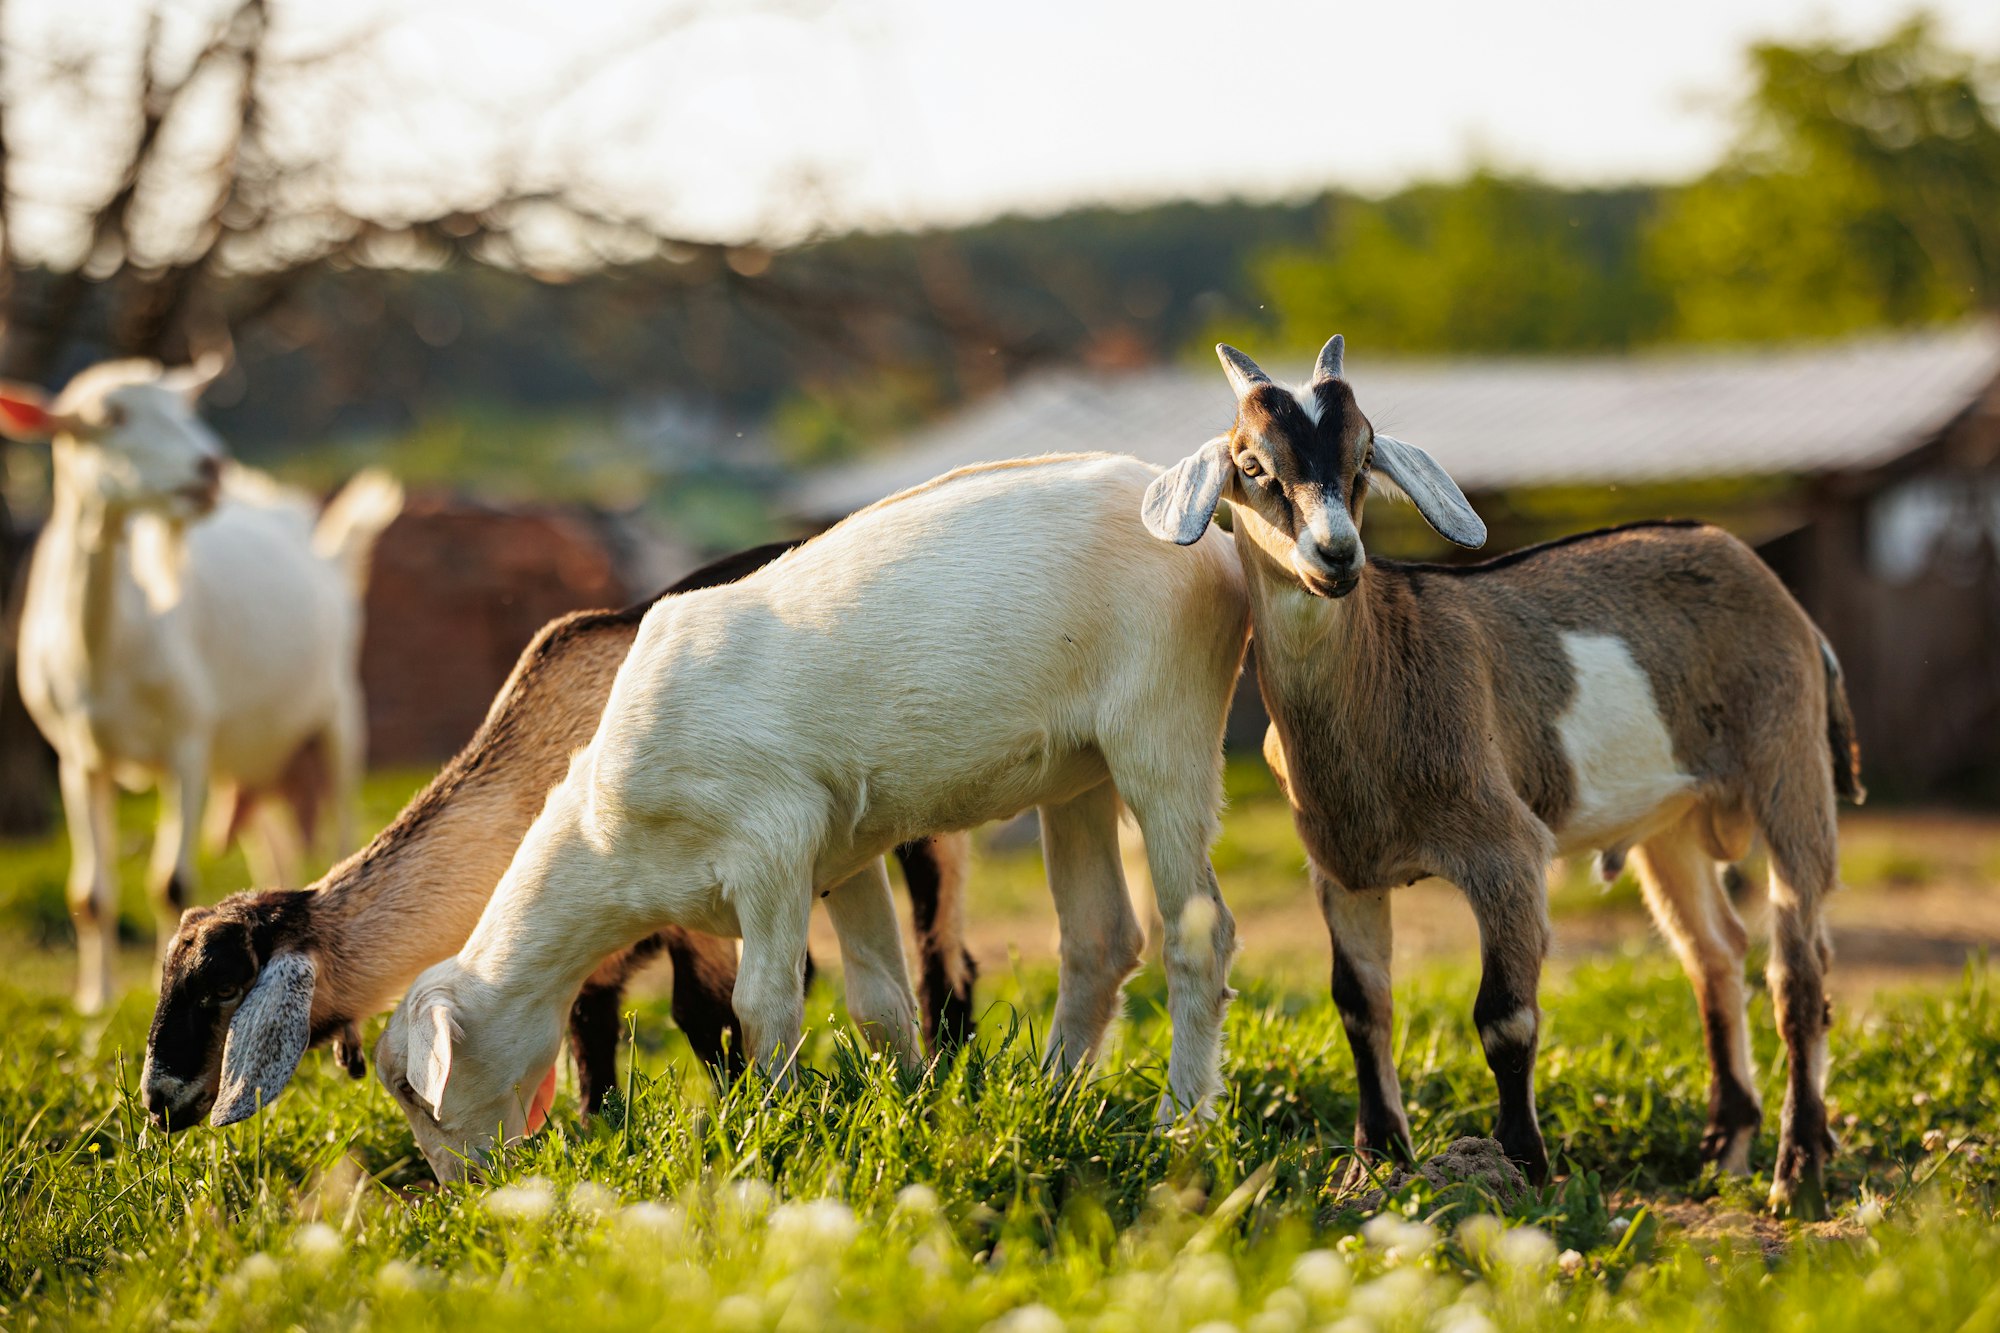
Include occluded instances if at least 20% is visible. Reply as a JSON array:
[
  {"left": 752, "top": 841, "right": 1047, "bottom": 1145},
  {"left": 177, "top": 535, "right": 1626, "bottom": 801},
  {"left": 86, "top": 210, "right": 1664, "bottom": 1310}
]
[
  {"left": 313, "top": 469, "right": 404, "bottom": 597},
  {"left": 1820, "top": 635, "right": 1866, "bottom": 806}
]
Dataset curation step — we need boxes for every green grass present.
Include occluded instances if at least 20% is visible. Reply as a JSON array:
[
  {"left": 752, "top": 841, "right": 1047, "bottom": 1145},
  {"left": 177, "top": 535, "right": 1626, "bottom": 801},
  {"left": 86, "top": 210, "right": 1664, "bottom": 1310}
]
[{"left": 3, "top": 768, "right": 2000, "bottom": 1329}]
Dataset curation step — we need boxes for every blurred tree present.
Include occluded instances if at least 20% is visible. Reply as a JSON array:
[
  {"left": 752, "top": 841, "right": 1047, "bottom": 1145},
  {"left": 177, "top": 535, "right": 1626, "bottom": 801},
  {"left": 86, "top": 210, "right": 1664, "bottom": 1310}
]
[
  {"left": 1648, "top": 15, "right": 2000, "bottom": 341},
  {"left": 1225, "top": 174, "right": 1664, "bottom": 358}
]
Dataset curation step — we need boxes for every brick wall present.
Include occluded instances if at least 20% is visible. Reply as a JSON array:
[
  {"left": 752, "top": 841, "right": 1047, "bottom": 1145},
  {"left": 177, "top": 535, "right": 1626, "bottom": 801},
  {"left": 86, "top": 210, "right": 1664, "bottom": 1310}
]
[{"left": 357, "top": 496, "right": 628, "bottom": 766}]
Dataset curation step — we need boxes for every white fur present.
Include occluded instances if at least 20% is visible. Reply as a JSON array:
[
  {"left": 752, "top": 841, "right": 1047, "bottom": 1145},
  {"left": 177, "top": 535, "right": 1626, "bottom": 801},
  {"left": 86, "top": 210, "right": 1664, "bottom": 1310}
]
[
  {"left": 10, "top": 360, "right": 400, "bottom": 1012},
  {"left": 376, "top": 454, "right": 1251, "bottom": 1179},
  {"left": 1550, "top": 632, "right": 1697, "bottom": 854}
]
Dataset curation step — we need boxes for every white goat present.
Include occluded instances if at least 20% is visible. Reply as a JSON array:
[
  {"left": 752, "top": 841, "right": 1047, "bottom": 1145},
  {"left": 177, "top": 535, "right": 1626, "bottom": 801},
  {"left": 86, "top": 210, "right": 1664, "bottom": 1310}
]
[
  {"left": 376, "top": 453, "right": 1250, "bottom": 1180},
  {"left": 1143, "top": 335, "right": 1864, "bottom": 1218},
  {"left": 0, "top": 359, "right": 402, "bottom": 1013}
]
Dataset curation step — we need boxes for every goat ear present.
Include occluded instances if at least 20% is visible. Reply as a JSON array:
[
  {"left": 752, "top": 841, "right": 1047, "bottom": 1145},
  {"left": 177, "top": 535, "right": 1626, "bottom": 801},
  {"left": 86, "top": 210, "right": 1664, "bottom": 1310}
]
[
  {"left": 406, "top": 1000, "right": 457, "bottom": 1120},
  {"left": 210, "top": 951, "right": 317, "bottom": 1126},
  {"left": 160, "top": 351, "right": 229, "bottom": 406},
  {"left": 1314, "top": 334, "right": 1345, "bottom": 383},
  {"left": 1371, "top": 434, "right": 1487, "bottom": 549},
  {"left": 0, "top": 382, "right": 57, "bottom": 442},
  {"left": 1142, "top": 436, "right": 1233, "bottom": 546},
  {"left": 1215, "top": 344, "right": 1271, "bottom": 400}
]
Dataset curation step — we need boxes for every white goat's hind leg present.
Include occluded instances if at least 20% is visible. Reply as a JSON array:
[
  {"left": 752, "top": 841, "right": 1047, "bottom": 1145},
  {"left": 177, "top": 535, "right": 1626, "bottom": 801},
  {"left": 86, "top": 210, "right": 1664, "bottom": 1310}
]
[
  {"left": 250, "top": 800, "right": 305, "bottom": 888},
  {"left": 60, "top": 759, "right": 118, "bottom": 1014},
  {"left": 1040, "top": 781, "right": 1143, "bottom": 1076},
  {"left": 325, "top": 688, "right": 365, "bottom": 858},
  {"left": 821, "top": 858, "right": 922, "bottom": 1070},
  {"left": 147, "top": 749, "right": 207, "bottom": 956},
  {"left": 1632, "top": 820, "right": 1760, "bottom": 1173},
  {"left": 730, "top": 866, "right": 815, "bottom": 1086}
]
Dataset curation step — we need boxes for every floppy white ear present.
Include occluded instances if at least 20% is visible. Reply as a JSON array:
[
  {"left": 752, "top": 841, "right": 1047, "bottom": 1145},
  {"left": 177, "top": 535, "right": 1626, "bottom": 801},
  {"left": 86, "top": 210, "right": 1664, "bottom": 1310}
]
[
  {"left": 1142, "top": 437, "right": 1233, "bottom": 545},
  {"left": 211, "top": 951, "right": 317, "bottom": 1127},
  {"left": 406, "top": 1000, "right": 457, "bottom": 1120},
  {"left": 1371, "top": 433, "right": 1486, "bottom": 549}
]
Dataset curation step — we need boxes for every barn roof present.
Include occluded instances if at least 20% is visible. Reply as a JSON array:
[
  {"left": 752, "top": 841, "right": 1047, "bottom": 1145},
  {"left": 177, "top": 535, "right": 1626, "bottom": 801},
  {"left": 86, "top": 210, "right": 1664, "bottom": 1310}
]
[{"left": 792, "top": 322, "right": 2000, "bottom": 516}]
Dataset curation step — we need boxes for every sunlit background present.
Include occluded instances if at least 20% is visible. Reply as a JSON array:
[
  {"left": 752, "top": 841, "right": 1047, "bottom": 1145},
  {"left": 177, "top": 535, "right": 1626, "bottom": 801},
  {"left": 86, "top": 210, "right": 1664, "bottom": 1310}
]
[{"left": 1, "top": 0, "right": 1998, "bottom": 821}]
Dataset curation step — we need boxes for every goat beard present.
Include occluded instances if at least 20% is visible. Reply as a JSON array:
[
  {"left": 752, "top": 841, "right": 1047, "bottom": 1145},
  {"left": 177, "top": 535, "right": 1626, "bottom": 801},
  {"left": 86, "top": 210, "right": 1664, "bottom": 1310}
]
[{"left": 525, "top": 1063, "right": 558, "bottom": 1136}]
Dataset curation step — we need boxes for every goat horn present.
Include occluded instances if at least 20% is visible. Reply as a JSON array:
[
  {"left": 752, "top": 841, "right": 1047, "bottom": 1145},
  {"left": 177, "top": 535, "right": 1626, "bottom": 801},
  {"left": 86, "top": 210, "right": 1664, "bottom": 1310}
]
[{"left": 1216, "top": 344, "right": 1272, "bottom": 400}]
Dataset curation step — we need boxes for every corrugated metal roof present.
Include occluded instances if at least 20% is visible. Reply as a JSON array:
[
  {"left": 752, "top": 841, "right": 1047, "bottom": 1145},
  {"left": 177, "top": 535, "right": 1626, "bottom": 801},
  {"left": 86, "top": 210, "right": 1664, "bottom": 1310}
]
[{"left": 792, "top": 323, "right": 2000, "bottom": 516}]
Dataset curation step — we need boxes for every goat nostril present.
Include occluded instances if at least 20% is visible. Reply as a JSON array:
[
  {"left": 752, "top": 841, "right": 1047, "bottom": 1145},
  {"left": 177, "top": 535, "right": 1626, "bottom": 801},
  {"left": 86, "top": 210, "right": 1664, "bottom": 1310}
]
[{"left": 199, "top": 456, "right": 222, "bottom": 483}]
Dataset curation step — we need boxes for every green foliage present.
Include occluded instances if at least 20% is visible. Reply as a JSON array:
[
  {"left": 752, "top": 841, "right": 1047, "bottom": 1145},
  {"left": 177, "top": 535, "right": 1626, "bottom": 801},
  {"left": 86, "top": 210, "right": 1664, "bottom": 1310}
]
[
  {"left": 1224, "top": 15, "right": 2000, "bottom": 360},
  {"left": 1649, "top": 15, "right": 2000, "bottom": 341},
  {"left": 1235, "top": 175, "right": 1664, "bottom": 357}
]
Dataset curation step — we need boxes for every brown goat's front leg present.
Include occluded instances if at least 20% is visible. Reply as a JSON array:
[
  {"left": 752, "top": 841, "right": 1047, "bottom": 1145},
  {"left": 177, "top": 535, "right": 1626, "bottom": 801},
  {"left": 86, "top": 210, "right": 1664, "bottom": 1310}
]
[
  {"left": 1464, "top": 870, "right": 1552, "bottom": 1184},
  {"left": 1318, "top": 873, "right": 1415, "bottom": 1184}
]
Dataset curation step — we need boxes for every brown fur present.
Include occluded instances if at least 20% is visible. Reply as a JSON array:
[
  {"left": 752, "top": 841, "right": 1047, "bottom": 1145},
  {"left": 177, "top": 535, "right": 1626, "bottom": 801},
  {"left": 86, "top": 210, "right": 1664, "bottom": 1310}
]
[{"left": 1208, "top": 342, "right": 1859, "bottom": 1211}]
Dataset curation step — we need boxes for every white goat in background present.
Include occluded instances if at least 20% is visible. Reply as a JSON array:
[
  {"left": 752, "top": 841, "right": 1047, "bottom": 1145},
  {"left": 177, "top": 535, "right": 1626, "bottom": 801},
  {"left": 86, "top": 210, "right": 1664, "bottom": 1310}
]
[{"left": 0, "top": 359, "right": 403, "bottom": 1013}]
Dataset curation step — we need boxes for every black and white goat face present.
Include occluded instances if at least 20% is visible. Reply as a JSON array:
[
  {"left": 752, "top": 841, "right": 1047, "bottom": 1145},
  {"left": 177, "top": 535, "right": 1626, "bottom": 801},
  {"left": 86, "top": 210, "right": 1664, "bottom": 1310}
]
[
  {"left": 143, "top": 898, "right": 318, "bottom": 1132},
  {"left": 1142, "top": 335, "right": 1487, "bottom": 593}
]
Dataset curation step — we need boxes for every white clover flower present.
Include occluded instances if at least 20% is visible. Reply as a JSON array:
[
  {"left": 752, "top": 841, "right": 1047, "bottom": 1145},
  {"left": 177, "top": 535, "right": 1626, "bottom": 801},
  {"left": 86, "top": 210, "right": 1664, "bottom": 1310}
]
[
  {"left": 569, "top": 1181, "right": 619, "bottom": 1217},
  {"left": 292, "top": 1222, "right": 341, "bottom": 1267},
  {"left": 1362, "top": 1214, "right": 1438, "bottom": 1261},
  {"left": 617, "top": 1200, "right": 688, "bottom": 1247},
  {"left": 1489, "top": 1226, "right": 1558, "bottom": 1271},
  {"left": 768, "top": 1198, "right": 861, "bottom": 1255},
  {"left": 231, "top": 1251, "right": 280, "bottom": 1291},
  {"left": 375, "top": 1259, "right": 419, "bottom": 1294},
  {"left": 1607, "top": 1217, "right": 1631, "bottom": 1240},
  {"left": 1349, "top": 1267, "right": 1430, "bottom": 1322},
  {"left": 896, "top": 1182, "right": 942, "bottom": 1218},
  {"left": 486, "top": 1177, "right": 556, "bottom": 1222},
  {"left": 714, "top": 1293, "right": 765, "bottom": 1333},
  {"left": 1557, "top": 1249, "right": 1584, "bottom": 1276},
  {"left": 1432, "top": 1305, "right": 1498, "bottom": 1333},
  {"left": 1248, "top": 1287, "right": 1307, "bottom": 1333},
  {"left": 1289, "top": 1249, "right": 1350, "bottom": 1305},
  {"left": 1168, "top": 1253, "right": 1240, "bottom": 1324},
  {"left": 987, "top": 1303, "right": 1067, "bottom": 1333},
  {"left": 1853, "top": 1198, "right": 1886, "bottom": 1228}
]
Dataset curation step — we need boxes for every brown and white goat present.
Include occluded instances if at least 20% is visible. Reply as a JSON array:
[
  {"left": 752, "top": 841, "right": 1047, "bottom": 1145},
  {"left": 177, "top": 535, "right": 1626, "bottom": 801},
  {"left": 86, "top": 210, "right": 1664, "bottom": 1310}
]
[
  {"left": 1143, "top": 335, "right": 1864, "bottom": 1218},
  {"left": 141, "top": 540, "right": 976, "bottom": 1131}
]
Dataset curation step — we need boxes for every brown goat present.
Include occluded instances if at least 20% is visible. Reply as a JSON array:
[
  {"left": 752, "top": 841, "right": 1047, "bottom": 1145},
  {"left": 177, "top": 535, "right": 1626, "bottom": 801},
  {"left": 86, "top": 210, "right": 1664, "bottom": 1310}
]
[
  {"left": 1143, "top": 335, "right": 1862, "bottom": 1219},
  {"left": 141, "top": 541, "right": 976, "bottom": 1131}
]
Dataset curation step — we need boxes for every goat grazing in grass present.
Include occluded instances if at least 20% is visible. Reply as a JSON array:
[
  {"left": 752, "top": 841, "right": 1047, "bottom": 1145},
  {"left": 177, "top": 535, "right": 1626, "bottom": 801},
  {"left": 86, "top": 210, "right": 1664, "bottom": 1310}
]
[
  {"left": 1143, "top": 336, "right": 1863, "bottom": 1218},
  {"left": 0, "top": 360, "right": 401, "bottom": 1014},
  {"left": 376, "top": 454, "right": 1250, "bottom": 1181},
  {"left": 140, "top": 540, "right": 977, "bottom": 1132}
]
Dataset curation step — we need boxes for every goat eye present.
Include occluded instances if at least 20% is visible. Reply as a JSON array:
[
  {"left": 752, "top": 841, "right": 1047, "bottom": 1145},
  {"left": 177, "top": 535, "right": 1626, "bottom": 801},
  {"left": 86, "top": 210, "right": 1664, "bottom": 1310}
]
[
  {"left": 213, "top": 984, "right": 244, "bottom": 1004},
  {"left": 1238, "top": 455, "right": 1263, "bottom": 477}
]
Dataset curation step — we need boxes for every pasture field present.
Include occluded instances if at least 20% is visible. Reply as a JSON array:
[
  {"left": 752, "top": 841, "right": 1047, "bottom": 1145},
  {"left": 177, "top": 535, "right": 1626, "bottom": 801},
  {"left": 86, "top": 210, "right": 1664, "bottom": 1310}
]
[{"left": 3, "top": 766, "right": 1999, "bottom": 1331}]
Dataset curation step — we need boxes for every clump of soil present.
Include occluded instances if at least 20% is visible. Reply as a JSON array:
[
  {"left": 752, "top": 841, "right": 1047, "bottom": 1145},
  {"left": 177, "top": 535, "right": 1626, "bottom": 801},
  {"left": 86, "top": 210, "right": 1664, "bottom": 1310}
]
[{"left": 1345, "top": 1136, "right": 1530, "bottom": 1212}]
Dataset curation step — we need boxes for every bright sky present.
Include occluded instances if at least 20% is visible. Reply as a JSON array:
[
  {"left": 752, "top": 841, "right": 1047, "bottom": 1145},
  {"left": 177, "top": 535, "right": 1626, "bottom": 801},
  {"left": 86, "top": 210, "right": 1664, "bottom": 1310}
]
[
  {"left": 11, "top": 0, "right": 2000, "bottom": 254},
  {"left": 500, "top": 0, "right": 2000, "bottom": 239}
]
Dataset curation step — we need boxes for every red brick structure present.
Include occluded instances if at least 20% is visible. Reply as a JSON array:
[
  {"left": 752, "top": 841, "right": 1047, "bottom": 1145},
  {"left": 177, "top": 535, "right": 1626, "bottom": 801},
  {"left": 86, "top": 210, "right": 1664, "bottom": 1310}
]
[{"left": 358, "top": 495, "right": 628, "bottom": 766}]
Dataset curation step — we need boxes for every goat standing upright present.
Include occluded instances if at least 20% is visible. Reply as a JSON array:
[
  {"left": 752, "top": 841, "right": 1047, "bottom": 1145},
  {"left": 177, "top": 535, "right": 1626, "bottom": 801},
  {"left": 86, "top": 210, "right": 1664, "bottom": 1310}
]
[
  {"left": 1142, "top": 336, "right": 1862, "bottom": 1218},
  {"left": 0, "top": 360, "right": 401, "bottom": 1013}
]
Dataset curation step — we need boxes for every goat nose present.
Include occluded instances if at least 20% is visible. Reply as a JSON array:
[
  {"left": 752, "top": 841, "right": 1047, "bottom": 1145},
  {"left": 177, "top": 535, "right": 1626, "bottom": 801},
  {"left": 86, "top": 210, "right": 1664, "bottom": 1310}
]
[
  {"left": 1316, "top": 538, "right": 1359, "bottom": 569},
  {"left": 198, "top": 455, "right": 222, "bottom": 484}
]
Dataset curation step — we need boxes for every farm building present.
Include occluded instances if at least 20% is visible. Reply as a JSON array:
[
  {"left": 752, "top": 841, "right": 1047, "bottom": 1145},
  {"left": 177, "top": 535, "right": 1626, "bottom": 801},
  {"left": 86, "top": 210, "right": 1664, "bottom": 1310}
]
[{"left": 794, "top": 323, "right": 2000, "bottom": 801}]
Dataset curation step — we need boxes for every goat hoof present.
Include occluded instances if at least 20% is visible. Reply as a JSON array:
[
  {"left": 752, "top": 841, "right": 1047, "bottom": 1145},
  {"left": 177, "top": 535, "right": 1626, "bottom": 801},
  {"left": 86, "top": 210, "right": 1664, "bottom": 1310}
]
[{"left": 1769, "top": 1147, "right": 1829, "bottom": 1221}]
